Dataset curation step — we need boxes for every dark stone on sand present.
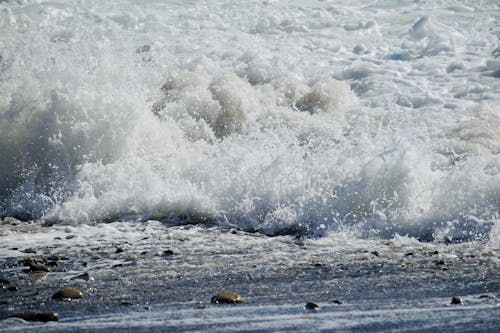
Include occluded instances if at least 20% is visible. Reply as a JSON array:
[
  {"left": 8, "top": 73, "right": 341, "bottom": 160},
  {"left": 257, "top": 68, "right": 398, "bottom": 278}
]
[
  {"left": 47, "top": 255, "right": 64, "bottom": 261},
  {"left": 161, "top": 249, "right": 176, "bottom": 256},
  {"left": 21, "top": 248, "right": 37, "bottom": 254},
  {"left": 370, "top": 251, "right": 379, "bottom": 257},
  {"left": 7, "top": 286, "right": 18, "bottom": 292},
  {"left": 32, "top": 271, "right": 48, "bottom": 280},
  {"left": 115, "top": 247, "right": 125, "bottom": 253},
  {"left": 451, "top": 297, "right": 463, "bottom": 305},
  {"left": 72, "top": 272, "right": 95, "bottom": 282},
  {"left": 434, "top": 260, "right": 446, "bottom": 266},
  {"left": 305, "top": 302, "right": 320, "bottom": 310},
  {"left": 332, "top": 299, "right": 343, "bottom": 304},
  {"left": 21, "top": 258, "right": 37, "bottom": 267},
  {"left": 10, "top": 312, "right": 59, "bottom": 322},
  {"left": 211, "top": 291, "right": 244, "bottom": 304},
  {"left": 52, "top": 287, "right": 84, "bottom": 300},
  {"left": 314, "top": 263, "right": 331, "bottom": 269},
  {"left": 195, "top": 302, "right": 209, "bottom": 309},
  {"left": 0, "top": 278, "right": 10, "bottom": 285},
  {"left": 28, "top": 263, "right": 51, "bottom": 273},
  {"left": 479, "top": 294, "right": 496, "bottom": 299},
  {"left": 405, "top": 252, "right": 414, "bottom": 257},
  {"left": 47, "top": 260, "right": 59, "bottom": 267}
]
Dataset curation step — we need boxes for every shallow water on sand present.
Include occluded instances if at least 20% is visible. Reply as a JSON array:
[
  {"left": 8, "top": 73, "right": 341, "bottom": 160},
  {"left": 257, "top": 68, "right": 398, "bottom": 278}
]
[{"left": 0, "top": 221, "right": 499, "bottom": 332}]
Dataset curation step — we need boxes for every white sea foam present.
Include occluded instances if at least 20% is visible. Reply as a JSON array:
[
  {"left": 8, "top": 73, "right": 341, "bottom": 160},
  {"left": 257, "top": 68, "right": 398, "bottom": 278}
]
[{"left": 0, "top": 0, "right": 499, "bottom": 242}]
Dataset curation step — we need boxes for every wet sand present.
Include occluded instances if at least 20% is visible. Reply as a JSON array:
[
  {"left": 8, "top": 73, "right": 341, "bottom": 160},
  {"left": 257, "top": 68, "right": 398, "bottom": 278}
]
[{"left": 0, "top": 221, "right": 499, "bottom": 332}]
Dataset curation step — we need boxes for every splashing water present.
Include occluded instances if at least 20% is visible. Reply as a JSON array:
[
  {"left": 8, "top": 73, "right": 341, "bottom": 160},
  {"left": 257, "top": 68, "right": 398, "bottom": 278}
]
[{"left": 0, "top": 0, "right": 499, "bottom": 242}]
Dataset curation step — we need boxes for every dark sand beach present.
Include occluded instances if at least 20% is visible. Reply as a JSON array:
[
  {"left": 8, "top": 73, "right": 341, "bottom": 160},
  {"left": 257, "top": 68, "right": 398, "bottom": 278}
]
[{"left": 1, "top": 221, "right": 498, "bottom": 332}]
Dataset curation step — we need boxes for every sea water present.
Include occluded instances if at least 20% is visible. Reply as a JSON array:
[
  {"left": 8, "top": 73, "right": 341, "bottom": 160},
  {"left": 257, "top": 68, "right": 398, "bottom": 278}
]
[
  {"left": 1, "top": 0, "right": 498, "bottom": 244},
  {"left": 0, "top": 1, "right": 499, "bottom": 331}
]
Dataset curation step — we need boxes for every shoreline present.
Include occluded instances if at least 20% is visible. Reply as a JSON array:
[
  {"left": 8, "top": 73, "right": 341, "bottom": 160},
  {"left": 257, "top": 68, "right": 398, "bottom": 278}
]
[{"left": 1, "top": 221, "right": 499, "bottom": 332}]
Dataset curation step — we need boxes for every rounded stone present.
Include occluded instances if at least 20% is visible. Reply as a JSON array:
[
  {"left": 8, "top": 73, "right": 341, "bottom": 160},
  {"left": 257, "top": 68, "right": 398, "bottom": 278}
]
[
  {"left": 71, "top": 272, "right": 95, "bottom": 282},
  {"left": 305, "top": 302, "right": 320, "bottom": 310},
  {"left": 32, "top": 271, "right": 48, "bottom": 280},
  {"left": 28, "top": 263, "right": 50, "bottom": 273},
  {"left": 211, "top": 291, "right": 244, "bottom": 304},
  {"left": 451, "top": 296, "right": 463, "bottom": 305},
  {"left": 11, "top": 312, "right": 59, "bottom": 322},
  {"left": 52, "top": 287, "right": 84, "bottom": 300}
]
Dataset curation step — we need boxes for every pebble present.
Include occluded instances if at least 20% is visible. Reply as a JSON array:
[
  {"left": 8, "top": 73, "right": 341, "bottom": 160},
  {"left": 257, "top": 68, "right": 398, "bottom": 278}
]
[
  {"left": 71, "top": 272, "right": 95, "bottom": 282},
  {"left": 0, "top": 278, "right": 10, "bottom": 285},
  {"left": 479, "top": 294, "right": 496, "bottom": 299},
  {"left": 32, "top": 271, "right": 48, "bottom": 280},
  {"left": 211, "top": 291, "right": 244, "bottom": 304},
  {"left": 194, "top": 302, "right": 209, "bottom": 309},
  {"left": 7, "top": 286, "right": 18, "bottom": 292},
  {"left": 21, "top": 248, "right": 37, "bottom": 254},
  {"left": 47, "top": 255, "right": 64, "bottom": 261},
  {"left": 332, "top": 299, "right": 342, "bottom": 304},
  {"left": 52, "top": 287, "right": 84, "bottom": 300},
  {"left": 28, "top": 263, "right": 51, "bottom": 273},
  {"left": 161, "top": 249, "right": 176, "bottom": 256},
  {"left": 11, "top": 312, "right": 59, "bottom": 322},
  {"left": 305, "top": 302, "right": 320, "bottom": 311},
  {"left": 451, "top": 296, "right": 463, "bottom": 305}
]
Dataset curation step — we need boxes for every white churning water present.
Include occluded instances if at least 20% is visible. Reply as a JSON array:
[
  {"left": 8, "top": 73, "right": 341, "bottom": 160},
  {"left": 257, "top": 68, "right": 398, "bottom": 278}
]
[{"left": 0, "top": 0, "right": 499, "bottom": 242}]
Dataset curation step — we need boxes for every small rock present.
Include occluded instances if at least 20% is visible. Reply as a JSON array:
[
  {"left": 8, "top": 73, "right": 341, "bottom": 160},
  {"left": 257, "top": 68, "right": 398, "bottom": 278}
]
[
  {"left": 10, "top": 312, "right": 59, "bottom": 322},
  {"left": 451, "top": 297, "right": 463, "bottom": 305},
  {"left": 7, "top": 286, "right": 18, "bottom": 292},
  {"left": 194, "top": 302, "right": 209, "bottom": 309},
  {"left": 71, "top": 272, "right": 95, "bottom": 282},
  {"left": 305, "top": 302, "right": 320, "bottom": 311},
  {"left": 28, "top": 263, "right": 51, "bottom": 273},
  {"left": 47, "top": 255, "right": 64, "bottom": 261},
  {"left": 115, "top": 247, "right": 125, "bottom": 254},
  {"left": 20, "top": 258, "right": 37, "bottom": 267},
  {"left": 52, "top": 287, "right": 84, "bottom": 300},
  {"left": 370, "top": 251, "right": 379, "bottom": 257},
  {"left": 32, "top": 271, "right": 48, "bottom": 280},
  {"left": 332, "top": 299, "right": 342, "bottom": 304},
  {"left": 404, "top": 252, "right": 414, "bottom": 257},
  {"left": 21, "top": 248, "right": 37, "bottom": 254},
  {"left": 161, "top": 249, "right": 176, "bottom": 256},
  {"left": 211, "top": 291, "right": 244, "bottom": 304},
  {"left": 434, "top": 260, "right": 446, "bottom": 266},
  {"left": 479, "top": 294, "right": 496, "bottom": 299},
  {"left": 0, "top": 278, "right": 10, "bottom": 285}
]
